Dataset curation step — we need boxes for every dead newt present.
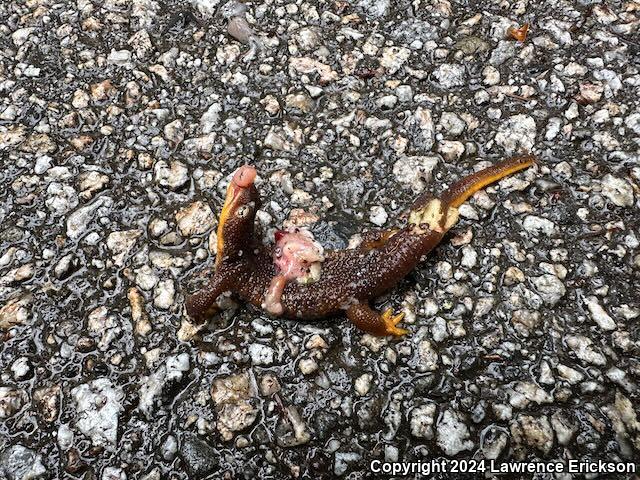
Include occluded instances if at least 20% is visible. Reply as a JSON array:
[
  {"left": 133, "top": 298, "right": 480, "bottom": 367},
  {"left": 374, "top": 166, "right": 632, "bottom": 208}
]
[{"left": 185, "top": 155, "right": 536, "bottom": 336}]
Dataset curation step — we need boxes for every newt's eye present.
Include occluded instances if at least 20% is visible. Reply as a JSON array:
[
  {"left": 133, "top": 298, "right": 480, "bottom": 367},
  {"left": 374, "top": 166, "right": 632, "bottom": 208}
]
[{"left": 236, "top": 205, "right": 251, "bottom": 218}]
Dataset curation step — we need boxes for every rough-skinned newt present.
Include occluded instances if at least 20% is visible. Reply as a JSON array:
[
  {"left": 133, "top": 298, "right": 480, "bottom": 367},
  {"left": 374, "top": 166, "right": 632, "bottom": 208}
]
[{"left": 185, "top": 155, "right": 536, "bottom": 336}]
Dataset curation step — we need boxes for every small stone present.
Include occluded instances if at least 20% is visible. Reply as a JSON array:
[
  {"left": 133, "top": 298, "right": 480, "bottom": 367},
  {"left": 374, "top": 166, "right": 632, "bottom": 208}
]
[
  {"left": 176, "top": 201, "right": 215, "bottom": 236},
  {"left": 46, "top": 183, "right": 78, "bottom": 216},
  {"left": 523, "top": 215, "right": 557, "bottom": 236},
  {"left": 565, "top": 334, "right": 606, "bottom": 366},
  {"left": 509, "top": 382, "right": 553, "bottom": 408},
  {"left": 23, "top": 65, "right": 41, "bottom": 77},
  {"left": 11, "top": 357, "right": 30, "bottom": 380},
  {"left": 248, "top": 343, "right": 275, "bottom": 365},
  {"left": 410, "top": 403, "right": 436, "bottom": 439},
  {"left": 358, "top": 0, "right": 390, "bottom": 18},
  {"left": 154, "top": 160, "right": 189, "bottom": 190},
  {"left": 481, "top": 428, "right": 508, "bottom": 459},
  {"left": 298, "top": 358, "right": 318, "bottom": 374},
  {"left": 584, "top": 296, "right": 616, "bottom": 331},
  {"left": 625, "top": 113, "right": 640, "bottom": 135},
  {"left": 0, "top": 445, "right": 47, "bottom": 480},
  {"left": 334, "top": 452, "right": 361, "bottom": 476},
  {"left": 295, "top": 27, "right": 322, "bottom": 51},
  {"left": 411, "top": 107, "right": 434, "bottom": 151},
  {"left": 276, "top": 406, "right": 311, "bottom": 447},
  {"left": 431, "top": 317, "right": 448, "bottom": 342},
  {"left": 107, "top": 49, "right": 132, "bottom": 66},
  {"left": 416, "top": 339, "right": 438, "bottom": 372},
  {"left": 90, "top": 80, "right": 115, "bottom": 102},
  {"left": 211, "top": 372, "right": 258, "bottom": 440},
  {"left": 396, "top": 85, "right": 413, "bottom": 102},
  {"left": 384, "top": 444, "right": 399, "bottom": 462},
  {"left": 438, "top": 140, "right": 465, "bottom": 161},
  {"left": 577, "top": 83, "right": 603, "bottom": 104},
  {"left": 164, "top": 119, "right": 184, "bottom": 145},
  {"left": 354, "top": 373, "right": 373, "bottom": 396},
  {"left": 289, "top": 57, "right": 338, "bottom": 83},
  {"left": 191, "top": 0, "right": 220, "bottom": 18},
  {"left": 106, "top": 230, "right": 142, "bottom": 267},
  {"left": 439, "top": 112, "right": 466, "bottom": 136},
  {"left": 259, "top": 374, "right": 281, "bottom": 396},
  {"left": 0, "top": 387, "right": 26, "bottom": 418},
  {"left": 532, "top": 274, "right": 566, "bottom": 306},
  {"left": 436, "top": 410, "right": 474, "bottom": 455},
  {"left": 460, "top": 245, "right": 478, "bottom": 268},
  {"left": 128, "top": 29, "right": 153, "bottom": 59},
  {"left": 369, "top": 206, "right": 388, "bottom": 226},
  {"left": 511, "top": 309, "right": 541, "bottom": 337},
  {"left": 495, "top": 114, "right": 536, "bottom": 155},
  {"left": 200, "top": 102, "right": 223, "bottom": 133},
  {"left": 380, "top": 46, "right": 411, "bottom": 74},
  {"left": 34, "top": 156, "right": 52, "bottom": 174},
  {"left": 66, "top": 197, "right": 113, "bottom": 239},
  {"left": 138, "top": 354, "right": 190, "bottom": 417},
  {"left": 510, "top": 414, "right": 554, "bottom": 454},
  {"left": 601, "top": 174, "right": 634, "bottom": 207},
  {"left": 128, "top": 287, "right": 151, "bottom": 336},
  {"left": 135, "top": 265, "right": 159, "bottom": 291},
  {"left": 433, "top": 64, "right": 466, "bottom": 88},
  {"left": 285, "top": 93, "right": 313, "bottom": 113},
  {"left": 557, "top": 364, "right": 584, "bottom": 384},
  {"left": 179, "top": 434, "right": 219, "bottom": 477},
  {"left": 539, "top": 360, "right": 555, "bottom": 385},
  {"left": 57, "top": 424, "right": 74, "bottom": 450},
  {"left": 393, "top": 156, "right": 438, "bottom": 193},
  {"left": 482, "top": 65, "right": 500, "bottom": 86},
  {"left": 261, "top": 95, "right": 280, "bottom": 115},
  {"left": 153, "top": 279, "right": 175, "bottom": 310},
  {"left": 78, "top": 171, "right": 110, "bottom": 199},
  {"left": 11, "top": 27, "right": 35, "bottom": 46},
  {"left": 71, "top": 378, "right": 124, "bottom": 450},
  {"left": 0, "top": 296, "right": 31, "bottom": 330},
  {"left": 550, "top": 411, "right": 577, "bottom": 446},
  {"left": 72, "top": 89, "right": 90, "bottom": 109}
]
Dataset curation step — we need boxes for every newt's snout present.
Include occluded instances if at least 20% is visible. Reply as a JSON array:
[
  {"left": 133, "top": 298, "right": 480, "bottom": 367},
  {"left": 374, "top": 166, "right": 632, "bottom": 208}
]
[{"left": 232, "top": 164, "right": 257, "bottom": 188}]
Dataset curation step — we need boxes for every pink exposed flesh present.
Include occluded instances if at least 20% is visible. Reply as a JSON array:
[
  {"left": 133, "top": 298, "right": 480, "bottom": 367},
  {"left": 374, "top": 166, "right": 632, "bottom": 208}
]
[
  {"left": 273, "top": 230, "right": 324, "bottom": 279},
  {"left": 262, "top": 275, "right": 286, "bottom": 315},
  {"left": 263, "top": 229, "right": 324, "bottom": 316}
]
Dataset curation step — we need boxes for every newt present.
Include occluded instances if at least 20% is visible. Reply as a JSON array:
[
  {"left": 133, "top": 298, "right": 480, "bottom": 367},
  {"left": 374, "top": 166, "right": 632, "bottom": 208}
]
[{"left": 185, "top": 155, "right": 536, "bottom": 336}]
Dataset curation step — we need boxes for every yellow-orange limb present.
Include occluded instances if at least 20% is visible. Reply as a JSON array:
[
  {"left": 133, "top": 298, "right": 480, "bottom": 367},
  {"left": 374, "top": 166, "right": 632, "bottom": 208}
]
[
  {"left": 507, "top": 23, "right": 529, "bottom": 42},
  {"left": 441, "top": 155, "right": 536, "bottom": 208},
  {"left": 345, "top": 303, "right": 408, "bottom": 336}
]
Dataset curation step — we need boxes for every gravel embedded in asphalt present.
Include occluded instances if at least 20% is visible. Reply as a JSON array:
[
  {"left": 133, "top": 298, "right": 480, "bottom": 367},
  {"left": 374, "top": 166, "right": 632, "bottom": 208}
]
[{"left": 0, "top": 0, "right": 639, "bottom": 478}]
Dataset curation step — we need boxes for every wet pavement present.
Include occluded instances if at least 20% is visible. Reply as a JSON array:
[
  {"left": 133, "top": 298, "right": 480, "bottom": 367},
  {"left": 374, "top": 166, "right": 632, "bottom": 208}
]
[{"left": 0, "top": 0, "right": 639, "bottom": 478}]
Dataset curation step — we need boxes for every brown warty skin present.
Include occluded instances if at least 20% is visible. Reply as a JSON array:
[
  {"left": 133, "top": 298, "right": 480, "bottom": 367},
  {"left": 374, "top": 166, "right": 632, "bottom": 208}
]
[{"left": 185, "top": 155, "right": 536, "bottom": 336}]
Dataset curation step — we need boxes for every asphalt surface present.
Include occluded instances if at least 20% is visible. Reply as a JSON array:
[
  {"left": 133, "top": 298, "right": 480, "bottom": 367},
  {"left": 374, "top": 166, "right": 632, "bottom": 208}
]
[{"left": 1, "top": 0, "right": 639, "bottom": 478}]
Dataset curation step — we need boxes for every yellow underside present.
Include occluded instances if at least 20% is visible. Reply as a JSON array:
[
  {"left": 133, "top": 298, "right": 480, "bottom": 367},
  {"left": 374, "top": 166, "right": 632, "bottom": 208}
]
[
  {"left": 216, "top": 185, "right": 236, "bottom": 267},
  {"left": 448, "top": 157, "right": 535, "bottom": 208}
]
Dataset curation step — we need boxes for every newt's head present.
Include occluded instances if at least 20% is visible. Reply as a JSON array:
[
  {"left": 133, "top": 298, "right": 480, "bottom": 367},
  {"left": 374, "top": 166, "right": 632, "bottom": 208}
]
[{"left": 216, "top": 165, "right": 259, "bottom": 267}]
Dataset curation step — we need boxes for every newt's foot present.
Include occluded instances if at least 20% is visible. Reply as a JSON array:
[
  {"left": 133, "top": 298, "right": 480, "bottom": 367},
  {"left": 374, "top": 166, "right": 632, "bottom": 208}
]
[{"left": 381, "top": 308, "right": 408, "bottom": 336}]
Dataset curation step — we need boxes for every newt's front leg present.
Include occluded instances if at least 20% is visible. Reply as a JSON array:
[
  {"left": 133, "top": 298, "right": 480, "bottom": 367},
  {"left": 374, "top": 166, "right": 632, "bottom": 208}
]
[
  {"left": 185, "top": 272, "right": 234, "bottom": 322},
  {"left": 345, "top": 303, "right": 408, "bottom": 336}
]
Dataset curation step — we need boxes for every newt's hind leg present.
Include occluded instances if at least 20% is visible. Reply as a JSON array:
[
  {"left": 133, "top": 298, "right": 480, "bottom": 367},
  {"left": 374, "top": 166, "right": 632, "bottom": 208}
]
[
  {"left": 357, "top": 229, "right": 400, "bottom": 250},
  {"left": 345, "top": 303, "right": 408, "bottom": 336}
]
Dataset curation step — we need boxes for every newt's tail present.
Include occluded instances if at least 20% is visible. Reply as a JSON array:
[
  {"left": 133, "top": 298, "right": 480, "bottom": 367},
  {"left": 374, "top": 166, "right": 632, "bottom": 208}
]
[
  {"left": 407, "top": 155, "right": 536, "bottom": 234},
  {"left": 440, "top": 154, "right": 536, "bottom": 208}
]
